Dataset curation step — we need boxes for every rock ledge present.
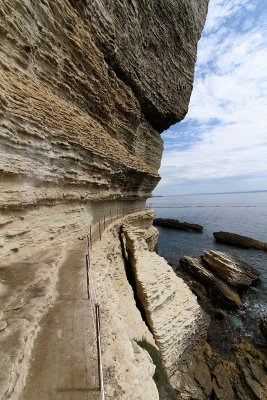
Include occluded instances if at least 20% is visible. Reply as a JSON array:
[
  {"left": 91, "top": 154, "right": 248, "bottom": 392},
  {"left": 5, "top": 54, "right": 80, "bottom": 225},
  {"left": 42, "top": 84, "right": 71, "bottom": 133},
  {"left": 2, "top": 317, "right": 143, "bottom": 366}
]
[
  {"left": 203, "top": 250, "right": 261, "bottom": 287},
  {"left": 154, "top": 218, "right": 203, "bottom": 232},
  {"left": 213, "top": 232, "right": 267, "bottom": 251}
]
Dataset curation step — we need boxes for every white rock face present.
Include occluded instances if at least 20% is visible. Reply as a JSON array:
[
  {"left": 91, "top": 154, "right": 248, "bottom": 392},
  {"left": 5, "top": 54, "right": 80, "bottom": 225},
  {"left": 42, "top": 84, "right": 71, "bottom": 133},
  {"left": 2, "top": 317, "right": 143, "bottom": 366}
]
[
  {"left": 144, "top": 225, "right": 159, "bottom": 251},
  {"left": 90, "top": 211, "right": 159, "bottom": 400},
  {"left": 122, "top": 214, "right": 209, "bottom": 380},
  {"left": 89, "top": 210, "right": 209, "bottom": 398}
]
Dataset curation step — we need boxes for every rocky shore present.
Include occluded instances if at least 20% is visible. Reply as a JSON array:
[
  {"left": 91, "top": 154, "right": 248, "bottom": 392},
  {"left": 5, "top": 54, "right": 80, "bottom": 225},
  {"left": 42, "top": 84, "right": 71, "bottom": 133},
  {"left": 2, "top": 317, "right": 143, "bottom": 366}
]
[
  {"left": 176, "top": 250, "right": 267, "bottom": 399},
  {"left": 3, "top": 0, "right": 266, "bottom": 399},
  {"left": 179, "top": 255, "right": 243, "bottom": 309},
  {"left": 154, "top": 218, "right": 203, "bottom": 232},
  {"left": 213, "top": 231, "right": 267, "bottom": 251}
]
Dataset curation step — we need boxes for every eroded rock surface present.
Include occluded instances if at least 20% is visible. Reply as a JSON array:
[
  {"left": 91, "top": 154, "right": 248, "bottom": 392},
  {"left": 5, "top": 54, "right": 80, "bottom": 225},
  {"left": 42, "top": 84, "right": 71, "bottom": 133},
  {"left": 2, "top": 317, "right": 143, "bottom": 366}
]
[
  {"left": 144, "top": 225, "right": 159, "bottom": 252},
  {"left": 0, "top": 0, "right": 208, "bottom": 210},
  {"left": 177, "top": 252, "right": 267, "bottom": 400},
  {"left": 122, "top": 216, "right": 210, "bottom": 398},
  {"left": 179, "top": 256, "right": 242, "bottom": 309},
  {"left": 0, "top": 0, "right": 209, "bottom": 398},
  {"left": 203, "top": 251, "right": 261, "bottom": 287},
  {"left": 154, "top": 218, "right": 203, "bottom": 232},
  {"left": 213, "top": 232, "right": 267, "bottom": 251}
]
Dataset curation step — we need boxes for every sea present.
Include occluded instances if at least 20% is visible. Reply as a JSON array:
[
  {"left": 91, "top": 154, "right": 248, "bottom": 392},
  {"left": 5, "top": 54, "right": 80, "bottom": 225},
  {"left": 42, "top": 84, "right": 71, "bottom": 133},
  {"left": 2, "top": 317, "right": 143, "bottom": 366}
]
[{"left": 148, "top": 191, "right": 267, "bottom": 348}]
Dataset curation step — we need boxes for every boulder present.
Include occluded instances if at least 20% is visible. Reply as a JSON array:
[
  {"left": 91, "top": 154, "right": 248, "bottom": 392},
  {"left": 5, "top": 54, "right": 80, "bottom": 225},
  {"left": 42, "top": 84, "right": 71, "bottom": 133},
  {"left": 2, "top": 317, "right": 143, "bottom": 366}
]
[
  {"left": 179, "top": 256, "right": 242, "bottom": 309},
  {"left": 259, "top": 316, "right": 267, "bottom": 341},
  {"left": 154, "top": 218, "right": 203, "bottom": 232},
  {"left": 213, "top": 231, "right": 267, "bottom": 251},
  {"left": 203, "top": 251, "right": 261, "bottom": 287}
]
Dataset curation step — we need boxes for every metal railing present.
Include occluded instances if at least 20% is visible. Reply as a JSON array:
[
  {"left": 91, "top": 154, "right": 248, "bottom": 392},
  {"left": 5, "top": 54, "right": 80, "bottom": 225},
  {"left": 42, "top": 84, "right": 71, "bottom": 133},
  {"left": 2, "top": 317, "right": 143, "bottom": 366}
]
[
  {"left": 86, "top": 205, "right": 151, "bottom": 245},
  {"left": 85, "top": 205, "right": 152, "bottom": 399}
]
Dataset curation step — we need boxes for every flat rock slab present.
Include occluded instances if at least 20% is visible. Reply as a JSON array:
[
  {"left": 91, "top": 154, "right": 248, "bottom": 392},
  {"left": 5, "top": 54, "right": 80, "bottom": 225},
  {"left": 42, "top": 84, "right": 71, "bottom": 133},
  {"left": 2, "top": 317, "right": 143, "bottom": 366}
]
[
  {"left": 203, "top": 250, "right": 261, "bottom": 287},
  {"left": 154, "top": 218, "right": 203, "bottom": 232},
  {"left": 213, "top": 231, "right": 267, "bottom": 251}
]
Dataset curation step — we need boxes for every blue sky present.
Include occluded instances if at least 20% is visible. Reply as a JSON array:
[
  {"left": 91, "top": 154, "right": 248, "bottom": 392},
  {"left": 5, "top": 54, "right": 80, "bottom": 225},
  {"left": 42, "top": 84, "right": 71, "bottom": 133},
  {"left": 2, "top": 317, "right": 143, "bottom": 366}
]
[{"left": 154, "top": 0, "right": 267, "bottom": 196}]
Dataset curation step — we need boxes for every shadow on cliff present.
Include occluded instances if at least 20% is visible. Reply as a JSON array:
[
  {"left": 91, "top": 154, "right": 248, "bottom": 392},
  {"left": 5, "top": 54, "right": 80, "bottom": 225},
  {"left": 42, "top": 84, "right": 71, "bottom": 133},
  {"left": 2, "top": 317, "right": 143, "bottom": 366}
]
[{"left": 118, "top": 226, "right": 151, "bottom": 330}]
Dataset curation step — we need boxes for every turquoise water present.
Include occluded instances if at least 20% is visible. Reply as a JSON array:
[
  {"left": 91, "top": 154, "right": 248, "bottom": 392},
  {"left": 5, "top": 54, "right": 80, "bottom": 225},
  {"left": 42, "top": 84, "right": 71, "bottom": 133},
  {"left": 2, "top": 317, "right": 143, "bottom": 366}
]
[{"left": 148, "top": 192, "right": 267, "bottom": 346}]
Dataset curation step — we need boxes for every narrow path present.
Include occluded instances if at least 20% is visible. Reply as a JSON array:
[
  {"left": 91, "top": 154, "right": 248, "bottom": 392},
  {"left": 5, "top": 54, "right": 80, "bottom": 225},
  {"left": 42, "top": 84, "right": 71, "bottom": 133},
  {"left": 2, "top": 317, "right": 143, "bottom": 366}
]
[{"left": 20, "top": 240, "right": 99, "bottom": 400}]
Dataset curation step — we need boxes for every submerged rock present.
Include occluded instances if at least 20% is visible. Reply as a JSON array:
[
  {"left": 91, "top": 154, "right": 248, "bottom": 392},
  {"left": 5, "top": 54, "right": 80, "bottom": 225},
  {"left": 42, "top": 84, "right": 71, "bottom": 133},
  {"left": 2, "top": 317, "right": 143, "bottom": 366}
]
[
  {"left": 203, "top": 250, "right": 261, "bottom": 287},
  {"left": 213, "top": 231, "right": 267, "bottom": 251},
  {"left": 153, "top": 218, "right": 203, "bottom": 232},
  {"left": 179, "top": 256, "right": 242, "bottom": 309}
]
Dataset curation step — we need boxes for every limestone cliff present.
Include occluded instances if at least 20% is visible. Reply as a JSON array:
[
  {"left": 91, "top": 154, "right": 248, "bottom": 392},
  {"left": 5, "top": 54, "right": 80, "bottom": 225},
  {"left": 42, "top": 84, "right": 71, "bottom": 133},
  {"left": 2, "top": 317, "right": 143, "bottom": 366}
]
[
  {"left": 91, "top": 211, "right": 210, "bottom": 399},
  {"left": 0, "top": 1, "right": 209, "bottom": 399},
  {"left": 0, "top": 0, "right": 208, "bottom": 209}
]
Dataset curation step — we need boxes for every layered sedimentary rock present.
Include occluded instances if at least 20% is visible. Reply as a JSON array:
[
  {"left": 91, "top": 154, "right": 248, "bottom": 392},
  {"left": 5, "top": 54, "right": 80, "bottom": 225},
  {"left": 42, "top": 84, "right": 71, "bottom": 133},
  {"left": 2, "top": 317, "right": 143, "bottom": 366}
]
[
  {"left": 203, "top": 342, "right": 267, "bottom": 400},
  {"left": 178, "top": 255, "right": 267, "bottom": 400},
  {"left": 154, "top": 217, "right": 203, "bottom": 232},
  {"left": 0, "top": 0, "right": 208, "bottom": 211},
  {"left": 203, "top": 251, "right": 261, "bottom": 287},
  {"left": 179, "top": 256, "right": 242, "bottom": 308},
  {"left": 121, "top": 213, "right": 210, "bottom": 398},
  {"left": 0, "top": 0, "right": 209, "bottom": 398},
  {"left": 144, "top": 225, "right": 159, "bottom": 252},
  {"left": 75, "top": 211, "right": 161, "bottom": 400},
  {"left": 213, "top": 232, "right": 267, "bottom": 251}
]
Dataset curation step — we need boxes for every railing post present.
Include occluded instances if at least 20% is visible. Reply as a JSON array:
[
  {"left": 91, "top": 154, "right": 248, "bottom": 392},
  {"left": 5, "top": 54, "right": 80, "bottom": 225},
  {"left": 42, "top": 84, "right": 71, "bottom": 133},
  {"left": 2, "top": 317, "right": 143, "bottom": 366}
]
[
  {"left": 86, "top": 235, "right": 89, "bottom": 256},
  {"left": 99, "top": 221, "right": 101, "bottom": 241},
  {"left": 104, "top": 215, "right": 106, "bottom": 230},
  {"left": 86, "top": 254, "right": 90, "bottom": 300},
  {"left": 95, "top": 304, "right": 105, "bottom": 400}
]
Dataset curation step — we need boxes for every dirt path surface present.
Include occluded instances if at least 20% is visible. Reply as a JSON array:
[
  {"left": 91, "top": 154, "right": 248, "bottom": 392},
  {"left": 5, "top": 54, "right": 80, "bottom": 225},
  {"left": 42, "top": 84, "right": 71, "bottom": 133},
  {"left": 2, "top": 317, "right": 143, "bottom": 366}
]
[{"left": 19, "top": 240, "right": 100, "bottom": 400}]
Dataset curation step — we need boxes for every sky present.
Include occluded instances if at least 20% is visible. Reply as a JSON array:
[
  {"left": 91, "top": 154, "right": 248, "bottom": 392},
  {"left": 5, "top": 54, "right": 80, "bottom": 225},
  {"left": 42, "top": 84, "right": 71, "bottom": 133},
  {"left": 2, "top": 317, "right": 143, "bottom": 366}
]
[{"left": 154, "top": 0, "right": 267, "bottom": 196}]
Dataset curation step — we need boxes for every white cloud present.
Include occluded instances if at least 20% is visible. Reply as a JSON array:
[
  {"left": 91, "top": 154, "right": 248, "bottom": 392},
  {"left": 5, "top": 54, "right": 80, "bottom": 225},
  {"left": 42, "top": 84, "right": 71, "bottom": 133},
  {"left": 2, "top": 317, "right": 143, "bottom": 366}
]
[{"left": 157, "top": 0, "right": 267, "bottom": 194}]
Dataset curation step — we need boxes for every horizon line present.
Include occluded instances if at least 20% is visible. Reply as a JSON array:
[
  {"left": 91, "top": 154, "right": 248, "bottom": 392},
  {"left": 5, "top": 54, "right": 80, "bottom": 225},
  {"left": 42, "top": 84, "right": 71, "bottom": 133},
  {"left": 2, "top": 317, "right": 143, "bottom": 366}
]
[{"left": 152, "top": 189, "right": 267, "bottom": 197}]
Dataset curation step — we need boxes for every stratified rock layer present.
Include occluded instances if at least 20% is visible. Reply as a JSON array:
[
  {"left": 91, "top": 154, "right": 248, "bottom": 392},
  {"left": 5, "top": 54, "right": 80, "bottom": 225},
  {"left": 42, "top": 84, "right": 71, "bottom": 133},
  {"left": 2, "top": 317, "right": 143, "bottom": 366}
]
[
  {"left": 213, "top": 232, "right": 267, "bottom": 251},
  {"left": 122, "top": 215, "right": 210, "bottom": 398},
  {"left": 203, "top": 251, "right": 261, "bottom": 287},
  {"left": 0, "top": 0, "right": 209, "bottom": 398},
  {"left": 179, "top": 256, "right": 242, "bottom": 309},
  {"left": 154, "top": 218, "right": 203, "bottom": 232},
  {"left": 0, "top": 0, "right": 209, "bottom": 210}
]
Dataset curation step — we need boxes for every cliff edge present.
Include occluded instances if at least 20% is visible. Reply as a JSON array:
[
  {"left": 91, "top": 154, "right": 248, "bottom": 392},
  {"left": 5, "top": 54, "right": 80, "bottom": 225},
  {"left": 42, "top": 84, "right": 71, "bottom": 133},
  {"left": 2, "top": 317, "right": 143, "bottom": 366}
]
[
  {"left": 0, "top": 0, "right": 208, "bottom": 208},
  {"left": 0, "top": 1, "right": 209, "bottom": 399}
]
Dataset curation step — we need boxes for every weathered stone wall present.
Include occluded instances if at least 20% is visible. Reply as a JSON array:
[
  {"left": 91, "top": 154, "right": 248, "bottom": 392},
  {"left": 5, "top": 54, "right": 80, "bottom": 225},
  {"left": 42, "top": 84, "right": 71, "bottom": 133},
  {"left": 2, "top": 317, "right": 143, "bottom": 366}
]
[
  {"left": 91, "top": 211, "right": 209, "bottom": 399},
  {"left": 0, "top": 0, "right": 208, "bottom": 210},
  {"left": 0, "top": 1, "right": 209, "bottom": 398}
]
